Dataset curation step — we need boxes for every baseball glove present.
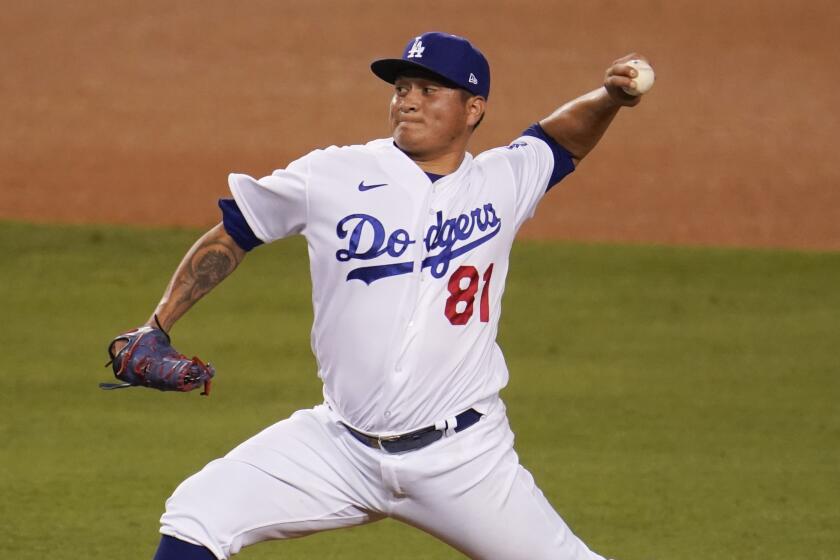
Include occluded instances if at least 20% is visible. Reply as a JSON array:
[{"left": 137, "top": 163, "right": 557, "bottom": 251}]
[{"left": 100, "top": 318, "right": 214, "bottom": 395}]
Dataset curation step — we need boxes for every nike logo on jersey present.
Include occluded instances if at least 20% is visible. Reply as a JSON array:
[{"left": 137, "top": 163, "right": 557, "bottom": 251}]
[
  {"left": 358, "top": 181, "right": 388, "bottom": 192},
  {"left": 335, "top": 204, "right": 502, "bottom": 284}
]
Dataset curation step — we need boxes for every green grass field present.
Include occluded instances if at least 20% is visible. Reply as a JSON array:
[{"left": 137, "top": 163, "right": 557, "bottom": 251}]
[{"left": 1, "top": 221, "right": 838, "bottom": 560}]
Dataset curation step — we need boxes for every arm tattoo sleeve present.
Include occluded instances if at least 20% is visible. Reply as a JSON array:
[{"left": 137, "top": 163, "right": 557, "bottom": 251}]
[
  {"left": 152, "top": 224, "right": 246, "bottom": 331},
  {"left": 188, "top": 242, "right": 238, "bottom": 298}
]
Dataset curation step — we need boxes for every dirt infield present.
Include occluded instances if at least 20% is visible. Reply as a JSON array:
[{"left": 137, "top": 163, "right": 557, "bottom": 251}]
[{"left": 3, "top": 0, "right": 839, "bottom": 250}]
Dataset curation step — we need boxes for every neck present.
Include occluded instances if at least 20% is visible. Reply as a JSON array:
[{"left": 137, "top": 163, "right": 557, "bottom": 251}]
[
  {"left": 395, "top": 143, "right": 467, "bottom": 175},
  {"left": 412, "top": 151, "right": 466, "bottom": 174}
]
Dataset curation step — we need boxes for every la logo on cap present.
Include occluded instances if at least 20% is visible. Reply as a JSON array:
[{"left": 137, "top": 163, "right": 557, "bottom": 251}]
[
  {"left": 407, "top": 37, "right": 425, "bottom": 58},
  {"left": 370, "top": 32, "right": 491, "bottom": 99}
]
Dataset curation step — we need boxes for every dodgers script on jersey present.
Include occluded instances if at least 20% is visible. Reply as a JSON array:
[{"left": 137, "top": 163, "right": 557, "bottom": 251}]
[{"left": 229, "top": 133, "right": 572, "bottom": 435}]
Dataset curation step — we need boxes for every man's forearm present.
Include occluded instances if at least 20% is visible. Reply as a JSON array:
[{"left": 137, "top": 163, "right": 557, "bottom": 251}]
[
  {"left": 539, "top": 87, "right": 622, "bottom": 162},
  {"left": 539, "top": 54, "right": 649, "bottom": 162},
  {"left": 148, "top": 223, "right": 246, "bottom": 331}
]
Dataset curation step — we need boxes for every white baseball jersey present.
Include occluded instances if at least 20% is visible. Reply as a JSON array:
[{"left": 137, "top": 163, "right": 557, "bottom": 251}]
[
  {"left": 229, "top": 130, "right": 573, "bottom": 435},
  {"left": 162, "top": 131, "right": 606, "bottom": 560}
]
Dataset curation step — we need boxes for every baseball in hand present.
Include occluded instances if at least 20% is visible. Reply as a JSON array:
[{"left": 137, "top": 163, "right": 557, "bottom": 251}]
[{"left": 622, "top": 59, "right": 655, "bottom": 96}]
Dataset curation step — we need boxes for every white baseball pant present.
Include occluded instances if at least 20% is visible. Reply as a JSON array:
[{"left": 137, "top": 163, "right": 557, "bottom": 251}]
[{"left": 160, "top": 400, "right": 607, "bottom": 560}]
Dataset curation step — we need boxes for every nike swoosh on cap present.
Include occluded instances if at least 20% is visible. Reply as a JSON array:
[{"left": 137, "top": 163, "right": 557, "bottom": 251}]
[{"left": 358, "top": 181, "right": 388, "bottom": 191}]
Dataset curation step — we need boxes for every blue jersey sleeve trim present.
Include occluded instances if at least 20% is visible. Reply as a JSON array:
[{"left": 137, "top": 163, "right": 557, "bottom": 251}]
[
  {"left": 218, "top": 198, "right": 264, "bottom": 252},
  {"left": 521, "top": 123, "right": 576, "bottom": 191}
]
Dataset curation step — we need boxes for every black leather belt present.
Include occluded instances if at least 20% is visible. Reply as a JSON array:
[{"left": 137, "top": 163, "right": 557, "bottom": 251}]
[{"left": 343, "top": 408, "right": 483, "bottom": 453}]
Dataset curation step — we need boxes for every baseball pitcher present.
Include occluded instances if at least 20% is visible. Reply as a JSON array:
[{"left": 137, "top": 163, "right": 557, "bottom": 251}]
[{"left": 105, "top": 32, "right": 653, "bottom": 560}]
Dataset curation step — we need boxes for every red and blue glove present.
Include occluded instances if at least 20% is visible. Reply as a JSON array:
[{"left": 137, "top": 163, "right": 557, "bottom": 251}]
[{"left": 100, "top": 322, "right": 214, "bottom": 395}]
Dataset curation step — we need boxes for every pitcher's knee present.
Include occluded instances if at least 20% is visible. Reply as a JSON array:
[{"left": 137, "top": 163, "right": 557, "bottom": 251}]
[
  {"left": 158, "top": 459, "right": 250, "bottom": 559},
  {"left": 153, "top": 534, "right": 217, "bottom": 560}
]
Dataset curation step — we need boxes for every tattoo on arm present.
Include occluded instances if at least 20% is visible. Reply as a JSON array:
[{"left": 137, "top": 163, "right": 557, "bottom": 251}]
[
  {"left": 190, "top": 244, "right": 237, "bottom": 296},
  {"left": 151, "top": 224, "right": 246, "bottom": 331}
]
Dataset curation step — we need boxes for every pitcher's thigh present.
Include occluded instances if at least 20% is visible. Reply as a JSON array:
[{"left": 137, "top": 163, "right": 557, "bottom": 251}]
[
  {"left": 401, "top": 456, "right": 606, "bottom": 560},
  {"left": 160, "top": 408, "right": 383, "bottom": 559}
]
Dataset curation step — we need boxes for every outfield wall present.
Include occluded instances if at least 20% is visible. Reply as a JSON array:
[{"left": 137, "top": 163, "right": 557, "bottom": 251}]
[{"left": 2, "top": 0, "right": 838, "bottom": 249}]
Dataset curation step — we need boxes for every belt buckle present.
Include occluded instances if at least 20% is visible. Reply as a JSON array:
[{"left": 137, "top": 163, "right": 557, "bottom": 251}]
[{"left": 377, "top": 433, "right": 403, "bottom": 453}]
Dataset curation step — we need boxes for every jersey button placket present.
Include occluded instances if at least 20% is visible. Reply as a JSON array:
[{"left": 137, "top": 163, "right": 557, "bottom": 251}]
[
  {"left": 423, "top": 199, "right": 436, "bottom": 284},
  {"left": 423, "top": 193, "right": 439, "bottom": 283},
  {"left": 381, "top": 205, "right": 424, "bottom": 424}
]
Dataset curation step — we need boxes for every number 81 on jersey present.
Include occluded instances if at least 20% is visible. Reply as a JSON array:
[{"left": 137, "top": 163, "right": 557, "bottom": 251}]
[{"left": 445, "top": 264, "right": 494, "bottom": 326}]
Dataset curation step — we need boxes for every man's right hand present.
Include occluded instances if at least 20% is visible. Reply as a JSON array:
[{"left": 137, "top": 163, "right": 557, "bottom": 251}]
[{"left": 603, "top": 53, "right": 654, "bottom": 107}]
